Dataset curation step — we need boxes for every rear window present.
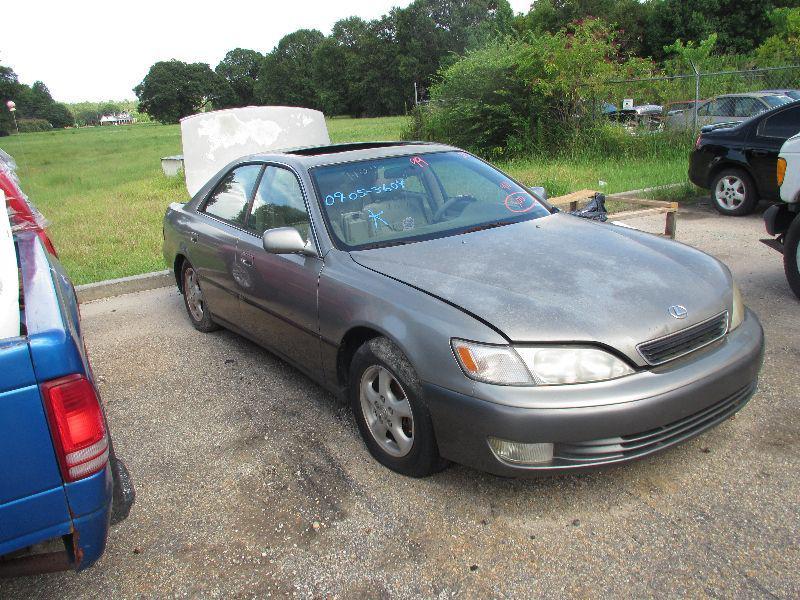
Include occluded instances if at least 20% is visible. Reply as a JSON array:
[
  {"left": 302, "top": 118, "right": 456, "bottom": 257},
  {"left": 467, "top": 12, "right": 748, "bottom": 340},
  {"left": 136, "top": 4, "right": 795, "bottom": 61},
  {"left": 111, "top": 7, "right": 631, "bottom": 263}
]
[
  {"left": 760, "top": 105, "right": 800, "bottom": 138},
  {"left": 763, "top": 95, "right": 792, "bottom": 108}
]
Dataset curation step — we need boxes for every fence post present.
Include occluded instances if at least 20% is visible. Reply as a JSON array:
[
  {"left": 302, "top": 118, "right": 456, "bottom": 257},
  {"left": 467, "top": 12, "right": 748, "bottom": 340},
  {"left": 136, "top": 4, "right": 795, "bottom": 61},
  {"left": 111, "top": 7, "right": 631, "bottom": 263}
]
[{"left": 690, "top": 60, "right": 700, "bottom": 131}]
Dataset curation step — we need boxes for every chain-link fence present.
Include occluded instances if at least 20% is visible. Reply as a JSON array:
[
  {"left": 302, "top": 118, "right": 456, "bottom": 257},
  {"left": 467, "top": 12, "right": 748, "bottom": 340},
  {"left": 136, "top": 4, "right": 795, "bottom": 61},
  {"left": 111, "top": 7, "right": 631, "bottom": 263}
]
[{"left": 587, "top": 65, "right": 800, "bottom": 133}]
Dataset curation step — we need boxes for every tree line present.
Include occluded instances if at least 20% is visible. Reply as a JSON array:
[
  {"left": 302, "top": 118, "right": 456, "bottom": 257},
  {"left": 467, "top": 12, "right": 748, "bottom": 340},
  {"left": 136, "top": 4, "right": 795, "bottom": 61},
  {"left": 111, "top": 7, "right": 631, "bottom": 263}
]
[
  {"left": 0, "top": 65, "right": 74, "bottom": 135},
  {"left": 134, "top": 0, "right": 800, "bottom": 125}
]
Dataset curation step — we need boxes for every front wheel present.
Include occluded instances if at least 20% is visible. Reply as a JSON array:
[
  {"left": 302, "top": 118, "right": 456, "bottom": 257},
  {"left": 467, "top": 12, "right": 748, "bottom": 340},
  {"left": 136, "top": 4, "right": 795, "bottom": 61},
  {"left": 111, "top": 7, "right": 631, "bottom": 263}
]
[
  {"left": 349, "top": 337, "right": 447, "bottom": 477},
  {"left": 783, "top": 215, "right": 800, "bottom": 299},
  {"left": 711, "top": 169, "right": 758, "bottom": 216}
]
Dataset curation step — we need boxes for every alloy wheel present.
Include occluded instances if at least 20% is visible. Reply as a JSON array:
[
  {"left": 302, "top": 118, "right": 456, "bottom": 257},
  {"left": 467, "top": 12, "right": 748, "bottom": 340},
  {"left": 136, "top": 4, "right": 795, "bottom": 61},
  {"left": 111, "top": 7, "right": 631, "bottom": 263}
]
[
  {"left": 359, "top": 365, "right": 414, "bottom": 457},
  {"left": 184, "top": 267, "right": 204, "bottom": 322},
  {"left": 714, "top": 175, "right": 746, "bottom": 210}
]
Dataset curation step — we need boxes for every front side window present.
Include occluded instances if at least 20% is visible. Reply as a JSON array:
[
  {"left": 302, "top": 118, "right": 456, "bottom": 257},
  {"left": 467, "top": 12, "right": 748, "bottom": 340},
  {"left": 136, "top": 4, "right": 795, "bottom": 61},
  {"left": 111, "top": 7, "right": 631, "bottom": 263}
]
[
  {"left": 201, "top": 164, "right": 262, "bottom": 226},
  {"left": 310, "top": 151, "right": 551, "bottom": 250},
  {"left": 247, "top": 166, "right": 311, "bottom": 240},
  {"left": 711, "top": 97, "right": 736, "bottom": 117}
]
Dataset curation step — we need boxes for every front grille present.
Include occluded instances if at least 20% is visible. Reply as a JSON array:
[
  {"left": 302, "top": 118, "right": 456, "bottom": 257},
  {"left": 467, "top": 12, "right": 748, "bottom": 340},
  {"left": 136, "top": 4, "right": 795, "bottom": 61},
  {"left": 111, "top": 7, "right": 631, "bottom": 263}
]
[
  {"left": 637, "top": 312, "right": 728, "bottom": 366},
  {"left": 556, "top": 381, "right": 755, "bottom": 464}
]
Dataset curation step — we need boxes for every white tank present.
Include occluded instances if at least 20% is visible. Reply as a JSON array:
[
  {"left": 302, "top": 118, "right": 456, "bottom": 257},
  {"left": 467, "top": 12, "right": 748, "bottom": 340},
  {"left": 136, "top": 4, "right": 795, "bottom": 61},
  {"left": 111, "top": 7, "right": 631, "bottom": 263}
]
[
  {"left": 0, "top": 189, "right": 20, "bottom": 339},
  {"left": 180, "top": 106, "right": 330, "bottom": 197}
]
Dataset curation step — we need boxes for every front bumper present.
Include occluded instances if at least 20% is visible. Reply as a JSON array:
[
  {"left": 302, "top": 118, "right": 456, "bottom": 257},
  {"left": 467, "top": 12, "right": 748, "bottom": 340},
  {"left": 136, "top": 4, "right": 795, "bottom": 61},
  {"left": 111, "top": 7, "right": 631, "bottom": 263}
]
[{"left": 425, "top": 309, "right": 764, "bottom": 477}]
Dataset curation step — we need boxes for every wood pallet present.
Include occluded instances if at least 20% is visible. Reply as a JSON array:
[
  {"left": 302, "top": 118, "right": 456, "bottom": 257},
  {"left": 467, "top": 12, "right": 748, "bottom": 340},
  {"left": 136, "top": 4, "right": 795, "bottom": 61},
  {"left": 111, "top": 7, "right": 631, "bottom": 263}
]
[{"left": 548, "top": 189, "right": 678, "bottom": 239}]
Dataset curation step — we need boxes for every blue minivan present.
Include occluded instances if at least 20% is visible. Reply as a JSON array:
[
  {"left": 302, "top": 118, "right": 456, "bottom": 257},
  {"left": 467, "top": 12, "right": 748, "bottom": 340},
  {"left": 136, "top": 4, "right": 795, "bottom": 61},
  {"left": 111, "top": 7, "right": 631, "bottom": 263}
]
[{"left": 0, "top": 228, "right": 133, "bottom": 575}]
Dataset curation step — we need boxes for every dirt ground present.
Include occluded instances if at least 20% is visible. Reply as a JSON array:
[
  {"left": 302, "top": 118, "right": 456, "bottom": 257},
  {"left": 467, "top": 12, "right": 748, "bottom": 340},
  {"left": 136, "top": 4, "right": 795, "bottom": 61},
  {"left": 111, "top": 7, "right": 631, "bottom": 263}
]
[{"left": 2, "top": 202, "right": 797, "bottom": 599}]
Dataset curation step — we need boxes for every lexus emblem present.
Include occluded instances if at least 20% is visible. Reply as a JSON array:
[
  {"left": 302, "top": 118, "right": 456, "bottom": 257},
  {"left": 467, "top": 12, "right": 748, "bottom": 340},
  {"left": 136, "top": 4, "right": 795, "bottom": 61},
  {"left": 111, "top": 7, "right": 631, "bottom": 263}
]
[{"left": 669, "top": 305, "right": 688, "bottom": 319}]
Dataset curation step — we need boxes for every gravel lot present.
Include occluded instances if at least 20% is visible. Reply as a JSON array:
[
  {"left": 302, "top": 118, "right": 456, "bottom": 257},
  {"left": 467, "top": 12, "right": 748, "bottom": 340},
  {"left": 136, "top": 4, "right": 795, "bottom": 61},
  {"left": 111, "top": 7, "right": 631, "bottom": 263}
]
[{"left": 2, "top": 203, "right": 797, "bottom": 599}]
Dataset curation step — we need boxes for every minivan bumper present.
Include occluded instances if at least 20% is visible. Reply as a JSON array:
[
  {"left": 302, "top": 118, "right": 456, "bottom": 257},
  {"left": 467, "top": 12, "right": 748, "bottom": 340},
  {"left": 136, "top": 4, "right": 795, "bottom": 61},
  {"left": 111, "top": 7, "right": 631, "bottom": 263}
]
[{"left": 425, "top": 309, "right": 764, "bottom": 477}]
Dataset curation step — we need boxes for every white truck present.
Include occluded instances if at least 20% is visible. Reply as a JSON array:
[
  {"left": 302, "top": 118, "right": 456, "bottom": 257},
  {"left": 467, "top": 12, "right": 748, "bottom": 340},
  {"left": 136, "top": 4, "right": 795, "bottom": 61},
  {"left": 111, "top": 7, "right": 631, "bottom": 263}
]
[{"left": 765, "top": 133, "right": 800, "bottom": 298}]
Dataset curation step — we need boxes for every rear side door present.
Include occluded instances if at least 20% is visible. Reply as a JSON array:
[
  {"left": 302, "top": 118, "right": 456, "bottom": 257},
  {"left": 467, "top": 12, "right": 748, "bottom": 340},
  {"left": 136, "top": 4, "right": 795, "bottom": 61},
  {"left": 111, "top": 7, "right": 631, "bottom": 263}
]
[
  {"left": 235, "top": 165, "right": 324, "bottom": 376},
  {"left": 747, "top": 104, "right": 800, "bottom": 200},
  {"left": 190, "top": 164, "right": 263, "bottom": 324}
]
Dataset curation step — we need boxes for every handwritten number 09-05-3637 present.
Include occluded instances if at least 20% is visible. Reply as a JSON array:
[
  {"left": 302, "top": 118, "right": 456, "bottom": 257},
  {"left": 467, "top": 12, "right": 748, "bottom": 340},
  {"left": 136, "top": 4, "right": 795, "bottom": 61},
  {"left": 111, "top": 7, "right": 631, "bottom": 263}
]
[{"left": 324, "top": 178, "right": 406, "bottom": 206}]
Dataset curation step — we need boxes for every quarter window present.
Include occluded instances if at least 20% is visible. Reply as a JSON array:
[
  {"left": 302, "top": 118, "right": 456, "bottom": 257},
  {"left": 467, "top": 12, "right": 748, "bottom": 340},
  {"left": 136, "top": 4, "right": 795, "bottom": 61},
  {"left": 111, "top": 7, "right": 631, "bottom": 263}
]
[
  {"left": 760, "top": 106, "right": 800, "bottom": 138},
  {"left": 247, "top": 166, "right": 311, "bottom": 240},
  {"left": 201, "top": 164, "right": 263, "bottom": 226}
]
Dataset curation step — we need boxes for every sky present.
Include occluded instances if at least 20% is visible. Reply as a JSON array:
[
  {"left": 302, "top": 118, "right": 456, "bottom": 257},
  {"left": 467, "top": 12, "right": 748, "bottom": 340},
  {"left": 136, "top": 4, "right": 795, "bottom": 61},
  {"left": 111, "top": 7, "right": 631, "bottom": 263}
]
[{"left": 2, "top": 0, "right": 532, "bottom": 103}]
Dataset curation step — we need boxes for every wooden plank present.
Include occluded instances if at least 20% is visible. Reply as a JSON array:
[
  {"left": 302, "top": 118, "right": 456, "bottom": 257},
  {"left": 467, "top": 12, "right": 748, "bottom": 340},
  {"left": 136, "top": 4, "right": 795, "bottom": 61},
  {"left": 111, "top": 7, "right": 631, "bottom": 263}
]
[
  {"left": 549, "top": 189, "right": 597, "bottom": 206},
  {"left": 607, "top": 197, "right": 678, "bottom": 209},
  {"left": 611, "top": 207, "right": 673, "bottom": 221}
]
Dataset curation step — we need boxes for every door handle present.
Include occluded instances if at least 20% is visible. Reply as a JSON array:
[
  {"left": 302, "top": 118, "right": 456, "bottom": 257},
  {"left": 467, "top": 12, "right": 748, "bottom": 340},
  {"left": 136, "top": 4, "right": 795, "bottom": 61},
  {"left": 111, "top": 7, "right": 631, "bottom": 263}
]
[
  {"left": 240, "top": 252, "right": 254, "bottom": 267},
  {"left": 189, "top": 232, "right": 198, "bottom": 243}
]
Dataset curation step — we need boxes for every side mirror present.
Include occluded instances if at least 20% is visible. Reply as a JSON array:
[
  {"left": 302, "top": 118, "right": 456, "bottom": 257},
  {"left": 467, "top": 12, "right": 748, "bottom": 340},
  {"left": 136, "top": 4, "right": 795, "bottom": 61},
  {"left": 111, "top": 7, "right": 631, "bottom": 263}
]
[{"left": 262, "top": 227, "right": 317, "bottom": 257}]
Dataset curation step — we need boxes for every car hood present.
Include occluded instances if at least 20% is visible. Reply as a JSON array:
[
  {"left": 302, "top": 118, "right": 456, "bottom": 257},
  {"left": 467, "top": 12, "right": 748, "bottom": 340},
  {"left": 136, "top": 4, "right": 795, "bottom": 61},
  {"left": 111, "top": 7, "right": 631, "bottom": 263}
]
[{"left": 349, "top": 214, "right": 732, "bottom": 366}]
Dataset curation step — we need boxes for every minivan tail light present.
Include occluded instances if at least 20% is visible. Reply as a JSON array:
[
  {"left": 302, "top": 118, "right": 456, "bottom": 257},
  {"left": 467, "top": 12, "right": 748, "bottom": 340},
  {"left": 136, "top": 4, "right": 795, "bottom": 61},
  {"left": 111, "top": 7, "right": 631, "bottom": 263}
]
[
  {"left": 695, "top": 135, "right": 702, "bottom": 149},
  {"left": 777, "top": 157, "right": 787, "bottom": 186},
  {"left": 42, "top": 374, "right": 108, "bottom": 482}
]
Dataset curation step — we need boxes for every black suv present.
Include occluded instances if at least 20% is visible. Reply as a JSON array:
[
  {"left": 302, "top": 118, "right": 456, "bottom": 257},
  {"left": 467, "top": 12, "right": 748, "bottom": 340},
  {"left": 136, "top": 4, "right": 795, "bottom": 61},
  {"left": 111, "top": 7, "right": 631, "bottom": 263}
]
[{"left": 689, "top": 100, "right": 800, "bottom": 215}]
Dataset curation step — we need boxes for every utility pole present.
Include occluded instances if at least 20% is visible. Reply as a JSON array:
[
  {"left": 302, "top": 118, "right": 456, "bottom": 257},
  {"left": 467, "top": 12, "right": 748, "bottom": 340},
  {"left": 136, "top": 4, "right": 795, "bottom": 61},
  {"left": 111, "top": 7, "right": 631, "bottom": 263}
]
[{"left": 6, "top": 101, "right": 19, "bottom": 135}]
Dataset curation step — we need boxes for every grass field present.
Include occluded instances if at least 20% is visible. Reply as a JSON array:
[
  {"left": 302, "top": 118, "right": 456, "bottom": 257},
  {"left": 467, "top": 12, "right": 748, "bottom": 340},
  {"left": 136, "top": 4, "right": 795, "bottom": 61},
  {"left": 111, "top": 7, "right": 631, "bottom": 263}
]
[{"left": 1, "top": 117, "right": 691, "bottom": 284}]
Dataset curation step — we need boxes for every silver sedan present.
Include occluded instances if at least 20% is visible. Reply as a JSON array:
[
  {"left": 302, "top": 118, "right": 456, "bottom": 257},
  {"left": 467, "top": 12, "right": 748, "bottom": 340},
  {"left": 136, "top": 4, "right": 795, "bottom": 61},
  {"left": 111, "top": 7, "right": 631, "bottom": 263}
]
[{"left": 163, "top": 142, "right": 764, "bottom": 477}]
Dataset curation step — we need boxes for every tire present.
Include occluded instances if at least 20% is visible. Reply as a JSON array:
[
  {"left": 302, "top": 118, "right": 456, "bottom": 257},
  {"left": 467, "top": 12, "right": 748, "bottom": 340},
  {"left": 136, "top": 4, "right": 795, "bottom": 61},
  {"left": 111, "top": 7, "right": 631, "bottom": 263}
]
[
  {"left": 711, "top": 168, "right": 759, "bottom": 216},
  {"left": 783, "top": 214, "right": 800, "bottom": 300},
  {"left": 180, "top": 261, "right": 219, "bottom": 332},
  {"left": 349, "top": 337, "right": 447, "bottom": 477}
]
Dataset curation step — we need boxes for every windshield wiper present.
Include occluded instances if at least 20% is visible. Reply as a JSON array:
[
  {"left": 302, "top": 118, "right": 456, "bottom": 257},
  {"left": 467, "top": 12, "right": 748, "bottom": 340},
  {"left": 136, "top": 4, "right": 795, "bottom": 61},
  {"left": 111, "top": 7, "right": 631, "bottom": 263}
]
[{"left": 461, "top": 221, "right": 510, "bottom": 234}]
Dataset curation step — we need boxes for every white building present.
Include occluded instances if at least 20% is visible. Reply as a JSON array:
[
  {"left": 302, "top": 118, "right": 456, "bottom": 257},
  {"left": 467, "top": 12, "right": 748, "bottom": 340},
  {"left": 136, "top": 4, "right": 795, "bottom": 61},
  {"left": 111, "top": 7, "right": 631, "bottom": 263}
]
[{"left": 99, "top": 112, "right": 135, "bottom": 125}]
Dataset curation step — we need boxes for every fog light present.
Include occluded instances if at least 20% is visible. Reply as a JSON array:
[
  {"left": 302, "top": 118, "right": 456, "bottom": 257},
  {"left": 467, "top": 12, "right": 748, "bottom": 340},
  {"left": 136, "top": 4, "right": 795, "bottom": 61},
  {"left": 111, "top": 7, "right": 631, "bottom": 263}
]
[{"left": 487, "top": 437, "right": 554, "bottom": 465}]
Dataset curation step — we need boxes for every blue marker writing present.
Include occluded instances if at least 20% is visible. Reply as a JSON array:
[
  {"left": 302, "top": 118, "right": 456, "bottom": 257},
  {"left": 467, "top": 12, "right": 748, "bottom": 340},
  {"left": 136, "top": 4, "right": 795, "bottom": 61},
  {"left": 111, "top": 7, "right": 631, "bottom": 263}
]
[{"left": 368, "top": 209, "right": 389, "bottom": 230}]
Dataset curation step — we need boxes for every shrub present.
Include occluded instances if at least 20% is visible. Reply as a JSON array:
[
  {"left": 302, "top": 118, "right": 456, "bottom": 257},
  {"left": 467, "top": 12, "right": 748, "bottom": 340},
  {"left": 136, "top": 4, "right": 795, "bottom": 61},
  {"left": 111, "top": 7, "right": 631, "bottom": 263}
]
[
  {"left": 16, "top": 118, "right": 53, "bottom": 133},
  {"left": 406, "top": 41, "right": 534, "bottom": 158},
  {"left": 408, "top": 19, "right": 660, "bottom": 159}
]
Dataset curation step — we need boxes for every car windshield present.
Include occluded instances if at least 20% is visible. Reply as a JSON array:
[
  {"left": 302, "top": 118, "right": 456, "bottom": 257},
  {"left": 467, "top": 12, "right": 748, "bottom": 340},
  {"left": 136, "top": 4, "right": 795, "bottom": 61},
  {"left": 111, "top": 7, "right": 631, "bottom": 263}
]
[
  {"left": 310, "top": 151, "right": 551, "bottom": 250},
  {"left": 764, "top": 95, "right": 793, "bottom": 108}
]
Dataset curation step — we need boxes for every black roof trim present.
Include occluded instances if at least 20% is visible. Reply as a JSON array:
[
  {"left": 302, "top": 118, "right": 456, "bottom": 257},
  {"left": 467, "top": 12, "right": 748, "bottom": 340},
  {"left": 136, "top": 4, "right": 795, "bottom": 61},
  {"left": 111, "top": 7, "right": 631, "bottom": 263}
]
[{"left": 285, "top": 141, "right": 432, "bottom": 156}]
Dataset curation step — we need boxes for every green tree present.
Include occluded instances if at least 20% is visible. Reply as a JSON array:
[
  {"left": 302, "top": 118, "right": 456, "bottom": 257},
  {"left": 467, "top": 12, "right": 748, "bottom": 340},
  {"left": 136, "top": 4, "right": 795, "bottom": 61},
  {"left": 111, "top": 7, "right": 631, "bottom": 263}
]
[
  {"left": 43, "top": 103, "right": 74, "bottom": 128},
  {"left": 523, "top": 0, "right": 651, "bottom": 55},
  {"left": 27, "top": 81, "right": 54, "bottom": 118},
  {"left": 215, "top": 48, "right": 263, "bottom": 107},
  {"left": 255, "top": 30, "right": 325, "bottom": 109},
  {"left": 643, "top": 0, "right": 779, "bottom": 60},
  {"left": 0, "top": 65, "right": 25, "bottom": 135},
  {"left": 134, "top": 60, "right": 235, "bottom": 123},
  {"left": 663, "top": 33, "right": 718, "bottom": 71},
  {"left": 756, "top": 7, "right": 800, "bottom": 65}
]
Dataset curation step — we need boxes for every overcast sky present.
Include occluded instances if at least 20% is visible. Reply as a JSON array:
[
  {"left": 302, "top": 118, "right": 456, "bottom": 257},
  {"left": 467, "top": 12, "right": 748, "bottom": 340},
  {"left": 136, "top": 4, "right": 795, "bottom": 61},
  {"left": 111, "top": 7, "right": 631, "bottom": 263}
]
[{"left": 2, "top": 0, "right": 532, "bottom": 103}]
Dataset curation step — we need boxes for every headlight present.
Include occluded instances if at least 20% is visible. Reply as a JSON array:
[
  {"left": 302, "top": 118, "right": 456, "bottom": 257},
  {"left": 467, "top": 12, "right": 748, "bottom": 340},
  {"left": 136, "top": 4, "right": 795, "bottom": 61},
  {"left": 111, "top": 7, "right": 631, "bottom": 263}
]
[
  {"left": 730, "top": 281, "right": 745, "bottom": 331},
  {"left": 451, "top": 339, "right": 634, "bottom": 386},
  {"left": 516, "top": 346, "right": 634, "bottom": 385},
  {"left": 451, "top": 339, "right": 533, "bottom": 385}
]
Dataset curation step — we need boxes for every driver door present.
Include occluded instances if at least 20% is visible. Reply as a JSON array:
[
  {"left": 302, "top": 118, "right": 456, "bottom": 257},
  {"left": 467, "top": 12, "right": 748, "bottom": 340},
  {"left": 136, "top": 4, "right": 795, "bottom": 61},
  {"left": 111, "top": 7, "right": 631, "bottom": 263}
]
[{"left": 236, "top": 165, "right": 324, "bottom": 375}]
